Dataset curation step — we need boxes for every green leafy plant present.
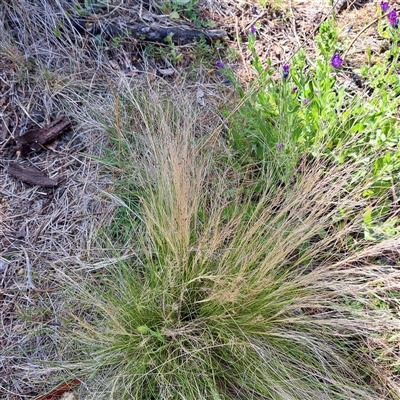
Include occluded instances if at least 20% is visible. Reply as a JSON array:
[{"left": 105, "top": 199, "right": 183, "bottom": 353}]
[
  {"left": 158, "top": 0, "right": 211, "bottom": 28},
  {"left": 163, "top": 32, "right": 183, "bottom": 63},
  {"left": 190, "top": 37, "right": 221, "bottom": 68},
  {"left": 226, "top": 19, "right": 400, "bottom": 217},
  {"left": 144, "top": 33, "right": 184, "bottom": 65},
  {"left": 258, "top": 0, "right": 284, "bottom": 11},
  {"left": 111, "top": 35, "right": 123, "bottom": 49},
  {"left": 363, "top": 207, "right": 399, "bottom": 241}
]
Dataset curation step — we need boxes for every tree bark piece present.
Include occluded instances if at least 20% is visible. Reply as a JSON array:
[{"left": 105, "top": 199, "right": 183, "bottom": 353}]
[
  {"left": 15, "top": 116, "right": 71, "bottom": 156},
  {"left": 7, "top": 163, "right": 59, "bottom": 187}
]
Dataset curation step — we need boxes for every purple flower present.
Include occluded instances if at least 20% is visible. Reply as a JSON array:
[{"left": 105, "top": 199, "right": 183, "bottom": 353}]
[
  {"left": 380, "top": 2, "right": 390, "bottom": 12},
  {"left": 277, "top": 142, "right": 284, "bottom": 150},
  {"left": 388, "top": 9, "right": 398, "bottom": 27},
  {"left": 282, "top": 64, "right": 290, "bottom": 79},
  {"left": 250, "top": 25, "right": 257, "bottom": 34},
  {"left": 331, "top": 53, "right": 343, "bottom": 69},
  {"left": 216, "top": 60, "right": 224, "bottom": 68},
  {"left": 303, "top": 98, "right": 310, "bottom": 104},
  {"left": 291, "top": 86, "right": 298, "bottom": 93}
]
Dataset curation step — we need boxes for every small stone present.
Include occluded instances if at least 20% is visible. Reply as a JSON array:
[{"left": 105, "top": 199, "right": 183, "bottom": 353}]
[
  {"left": 17, "top": 268, "right": 25, "bottom": 276},
  {"left": 60, "top": 393, "right": 76, "bottom": 400}
]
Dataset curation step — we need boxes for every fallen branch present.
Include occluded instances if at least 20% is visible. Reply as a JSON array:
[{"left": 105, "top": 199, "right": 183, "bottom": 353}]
[
  {"left": 68, "top": 18, "right": 227, "bottom": 45},
  {"left": 23, "top": 249, "right": 36, "bottom": 290}
]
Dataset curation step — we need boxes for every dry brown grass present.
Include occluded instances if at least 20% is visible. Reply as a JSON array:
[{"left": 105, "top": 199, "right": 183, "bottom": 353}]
[{"left": 1, "top": 1, "right": 118, "bottom": 397}]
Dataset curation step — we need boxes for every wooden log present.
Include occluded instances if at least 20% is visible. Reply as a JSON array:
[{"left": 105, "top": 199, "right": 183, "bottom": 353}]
[{"left": 68, "top": 18, "right": 227, "bottom": 45}]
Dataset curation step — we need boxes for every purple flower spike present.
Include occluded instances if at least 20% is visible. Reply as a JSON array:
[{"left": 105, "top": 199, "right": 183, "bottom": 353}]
[
  {"left": 277, "top": 142, "right": 284, "bottom": 150},
  {"left": 388, "top": 9, "right": 398, "bottom": 27},
  {"left": 291, "top": 86, "right": 298, "bottom": 93},
  {"left": 216, "top": 60, "right": 224, "bottom": 68},
  {"left": 282, "top": 64, "right": 290, "bottom": 79},
  {"left": 331, "top": 53, "right": 343, "bottom": 69},
  {"left": 303, "top": 98, "right": 310, "bottom": 104},
  {"left": 250, "top": 25, "right": 257, "bottom": 34},
  {"left": 380, "top": 2, "right": 390, "bottom": 12}
]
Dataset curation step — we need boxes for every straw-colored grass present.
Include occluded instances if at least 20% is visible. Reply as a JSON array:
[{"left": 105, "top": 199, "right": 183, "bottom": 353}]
[{"left": 59, "top": 86, "right": 400, "bottom": 399}]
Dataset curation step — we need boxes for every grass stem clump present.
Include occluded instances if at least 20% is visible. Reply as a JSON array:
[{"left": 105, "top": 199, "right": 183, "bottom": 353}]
[{"left": 61, "top": 86, "right": 400, "bottom": 399}]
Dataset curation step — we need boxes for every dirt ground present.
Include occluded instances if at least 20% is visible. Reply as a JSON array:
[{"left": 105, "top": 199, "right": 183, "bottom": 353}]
[{"left": 0, "top": 0, "right": 398, "bottom": 398}]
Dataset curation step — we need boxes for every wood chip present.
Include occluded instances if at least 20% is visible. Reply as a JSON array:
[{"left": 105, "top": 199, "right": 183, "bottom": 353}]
[
  {"left": 7, "top": 163, "right": 59, "bottom": 187},
  {"left": 34, "top": 378, "right": 82, "bottom": 400},
  {"left": 15, "top": 116, "right": 71, "bottom": 156}
]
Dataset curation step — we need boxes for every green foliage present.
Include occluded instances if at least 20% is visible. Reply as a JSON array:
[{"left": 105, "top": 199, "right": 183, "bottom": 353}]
[
  {"left": 72, "top": 3, "right": 90, "bottom": 16},
  {"left": 226, "top": 18, "right": 400, "bottom": 229},
  {"left": 163, "top": 32, "right": 183, "bottom": 63},
  {"left": 145, "top": 35, "right": 183, "bottom": 65},
  {"left": 157, "top": 0, "right": 211, "bottom": 28},
  {"left": 363, "top": 206, "right": 399, "bottom": 241},
  {"left": 258, "top": 0, "right": 284, "bottom": 10},
  {"left": 111, "top": 35, "right": 123, "bottom": 49},
  {"left": 145, "top": 34, "right": 222, "bottom": 69},
  {"left": 191, "top": 37, "right": 223, "bottom": 69}
]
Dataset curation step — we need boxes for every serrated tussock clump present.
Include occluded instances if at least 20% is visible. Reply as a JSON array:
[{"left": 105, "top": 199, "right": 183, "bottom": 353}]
[{"left": 61, "top": 87, "right": 400, "bottom": 400}]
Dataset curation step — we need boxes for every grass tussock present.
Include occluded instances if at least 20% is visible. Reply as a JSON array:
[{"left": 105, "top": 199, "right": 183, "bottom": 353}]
[{"left": 60, "top": 86, "right": 400, "bottom": 399}]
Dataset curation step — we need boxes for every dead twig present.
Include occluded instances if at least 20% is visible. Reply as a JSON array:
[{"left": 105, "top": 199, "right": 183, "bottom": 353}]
[{"left": 23, "top": 248, "right": 36, "bottom": 290}]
